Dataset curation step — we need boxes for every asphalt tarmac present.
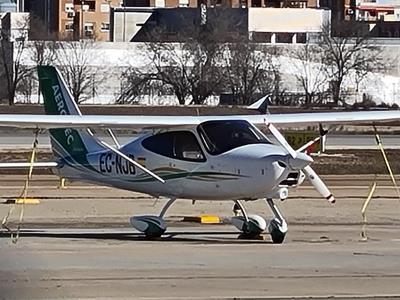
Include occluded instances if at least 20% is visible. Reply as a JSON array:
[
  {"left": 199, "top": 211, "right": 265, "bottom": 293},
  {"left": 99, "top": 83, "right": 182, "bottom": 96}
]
[{"left": 1, "top": 175, "right": 400, "bottom": 299}]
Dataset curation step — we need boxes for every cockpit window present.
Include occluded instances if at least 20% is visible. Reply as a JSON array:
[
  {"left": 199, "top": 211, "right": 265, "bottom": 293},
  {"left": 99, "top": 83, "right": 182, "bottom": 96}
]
[
  {"left": 197, "top": 120, "right": 270, "bottom": 155},
  {"left": 142, "top": 131, "right": 206, "bottom": 162}
]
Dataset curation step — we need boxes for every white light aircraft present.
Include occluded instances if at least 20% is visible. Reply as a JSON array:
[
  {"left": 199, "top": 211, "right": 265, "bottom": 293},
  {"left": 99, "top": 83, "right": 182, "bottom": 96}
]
[{"left": 1, "top": 66, "right": 400, "bottom": 243}]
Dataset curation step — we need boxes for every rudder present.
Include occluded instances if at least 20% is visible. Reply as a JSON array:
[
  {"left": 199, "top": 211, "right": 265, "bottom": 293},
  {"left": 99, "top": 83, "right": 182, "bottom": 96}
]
[{"left": 37, "top": 66, "right": 103, "bottom": 159}]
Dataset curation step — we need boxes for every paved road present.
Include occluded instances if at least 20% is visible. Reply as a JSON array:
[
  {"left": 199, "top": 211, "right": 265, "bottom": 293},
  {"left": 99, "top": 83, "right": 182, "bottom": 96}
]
[
  {"left": 1, "top": 175, "right": 400, "bottom": 299},
  {"left": 0, "top": 132, "right": 399, "bottom": 149}
]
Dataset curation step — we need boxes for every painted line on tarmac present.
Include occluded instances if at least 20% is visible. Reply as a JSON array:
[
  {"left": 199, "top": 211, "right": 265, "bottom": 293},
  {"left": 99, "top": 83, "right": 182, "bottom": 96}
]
[
  {"left": 110, "top": 295, "right": 400, "bottom": 300},
  {"left": 112, "top": 295, "right": 400, "bottom": 300}
]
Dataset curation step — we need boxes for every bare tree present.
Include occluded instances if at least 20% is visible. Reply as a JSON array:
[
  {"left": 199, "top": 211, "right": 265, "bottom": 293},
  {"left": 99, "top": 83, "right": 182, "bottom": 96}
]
[
  {"left": 186, "top": 44, "right": 226, "bottom": 104},
  {"left": 28, "top": 39, "right": 59, "bottom": 103},
  {"left": 320, "top": 21, "right": 381, "bottom": 105},
  {"left": 290, "top": 41, "right": 328, "bottom": 106},
  {"left": 26, "top": 16, "right": 59, "bottom": 103},
  {"left": 121, "top": 10, "right": 241, "bottom": 105},
  {"left": 121, "top": 39, "right": 224, "bottom": 105},
  {"left": 225, "top": 41, "right": 281, "bottom": 105},
  {"left": 146, "top": 41, "right": 193, "bottom": 105},
  {"left": 147, "top": 28, "right": 226, "bottom": 104},
  {"left": 0, "top": 14, "right": 32, "bottom": 105},
  {"left": 56, "top": 40, "right": 102, "bottom": 104},
  {"left": 118, "top": 67, "right": 172, "bottom": 104}
]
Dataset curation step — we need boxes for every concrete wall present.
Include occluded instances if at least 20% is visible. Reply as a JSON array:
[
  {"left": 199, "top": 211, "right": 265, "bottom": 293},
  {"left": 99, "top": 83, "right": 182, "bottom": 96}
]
[
  {"left": 249, "top": 8, "right": 330, "bottom": 33},
  {"left": 15, "top": 41, "right": 400, "bottom": 105},
  {"left": 112, "top": 10, "right": 153, "bottom": 42}
]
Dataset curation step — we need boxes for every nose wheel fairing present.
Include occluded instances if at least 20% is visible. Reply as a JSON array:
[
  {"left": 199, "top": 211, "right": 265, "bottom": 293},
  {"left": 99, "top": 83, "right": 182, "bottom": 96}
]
[{"left": 231, "top": 215, "right": 267, "bottom": 238}]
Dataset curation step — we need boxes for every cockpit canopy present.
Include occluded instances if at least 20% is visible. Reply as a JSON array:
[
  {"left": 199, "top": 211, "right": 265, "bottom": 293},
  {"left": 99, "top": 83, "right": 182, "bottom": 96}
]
[
  {"left": 141, "top": 120, "right": 271, "bottom": 161},
  {"left": 197, "top": 120, "right": 270, "bottom": 155}
]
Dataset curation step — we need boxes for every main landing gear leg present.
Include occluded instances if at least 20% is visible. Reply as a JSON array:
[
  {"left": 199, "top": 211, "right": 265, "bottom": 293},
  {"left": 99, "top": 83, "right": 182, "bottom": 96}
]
[
  {"left": 231, "top": 200, "right": 267, "bottom": 239},
  {"left": 130, "top": 198, "right": 176, "bottom": 238},
  {"left": 266, "top": 198, "right": 288, "bottom": 244}
]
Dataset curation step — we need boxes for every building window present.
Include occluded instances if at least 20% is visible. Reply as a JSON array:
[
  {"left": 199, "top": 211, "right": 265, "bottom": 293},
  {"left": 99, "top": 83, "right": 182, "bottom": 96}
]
[
  {"left": 84, "top": 22, "right": 94, "bottom": 37},
  {"left": 179, "top": 0, "right": 189, "bottom": 6},
  {"left": 276, "top": 33, "right": 294, "bottom": 43},
  {"left": 100, "top": 3, "right": 110, "bottom": 12},
  {"left": 124, "top": 0, "right": 150, "bottom": 6},
  {"left": 65, "top": 22, "right": 74, "bottom": 31},
  {"left": 75, "top": 0, "right": 96, "bottom": 11},
  {"left": 296, "top": 33, "right": 306, "bottom": 44},
  {"left": 101, "top": 22, "right": 110, "bottom": 31},
  {"left": 266, "top": 0, "right": 280, "bottom": 7},
  {"left": 155, "top": 0, "right": 166, "bottom": 7},
  {"left": 252, "top": 32, "right": 272, "bottom": 43},
  {"left": 65, "top": 3, "right": 74, "bottom": 12}
]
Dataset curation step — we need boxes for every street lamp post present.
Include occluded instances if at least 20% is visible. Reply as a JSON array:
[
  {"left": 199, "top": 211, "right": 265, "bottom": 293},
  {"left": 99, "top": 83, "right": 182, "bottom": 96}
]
[
  {"left": 80, "top": 1, "right": 89, "bottom": 39},
  {"left": 81, "top": 1, "right": 84, "bottom": 39},
  {"left": 123, "top": 0, "right": 126, "bottom": 42}
]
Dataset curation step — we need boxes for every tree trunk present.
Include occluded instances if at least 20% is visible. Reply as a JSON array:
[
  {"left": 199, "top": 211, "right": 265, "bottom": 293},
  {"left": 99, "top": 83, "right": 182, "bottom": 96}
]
[
  {"left": 177, "top": 93, "right": 185, "bottom": 105},
  {"left": 8, "top": 89, "right": 15, "bottom": 106},
  {"left": 305, "top": 92, "right": 311, "bottom": 107},
  {"left": 331, "top": 80, "right": 341, "bottom": 105}
]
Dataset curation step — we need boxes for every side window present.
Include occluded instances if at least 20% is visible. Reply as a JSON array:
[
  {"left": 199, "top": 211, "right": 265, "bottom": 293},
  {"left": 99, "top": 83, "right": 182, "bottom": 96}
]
[{"left": 142, "top": 131, "right": 206, "bottom": 162}]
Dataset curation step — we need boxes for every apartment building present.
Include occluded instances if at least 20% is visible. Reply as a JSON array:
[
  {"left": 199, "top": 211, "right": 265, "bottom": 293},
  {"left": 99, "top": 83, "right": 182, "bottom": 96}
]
[
  {"left": 23, "top": 0, "right": 120, "bottom": 41},
  {"left": 58, "top": 0, "right": 121, "bottom": 40},
  {"left": 121, "top": 0, "right": 319, "bottom": 8},
  {"left": 24, "top": 0, "right": 325, "bottom": 41}
]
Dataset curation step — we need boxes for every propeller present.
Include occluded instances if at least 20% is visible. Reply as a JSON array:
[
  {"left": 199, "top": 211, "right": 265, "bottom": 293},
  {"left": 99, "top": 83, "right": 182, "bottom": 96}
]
[
  {"left": 303, "top": 166, "right": 335, "bottom": 204},
  {"left": 266, "top": 122, "right": 335, "bottom": 204}
]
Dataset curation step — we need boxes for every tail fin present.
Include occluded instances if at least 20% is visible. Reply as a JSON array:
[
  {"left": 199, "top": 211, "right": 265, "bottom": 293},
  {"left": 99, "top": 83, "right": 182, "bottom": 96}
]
[{"left": 37, "top": 66, "right": 103, "bottom": 159}]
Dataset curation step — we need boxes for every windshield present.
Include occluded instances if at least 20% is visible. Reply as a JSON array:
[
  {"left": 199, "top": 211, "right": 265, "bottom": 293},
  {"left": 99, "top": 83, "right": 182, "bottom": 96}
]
[{"left": 197, "top": 120, "right": 270, "bottom": 155}]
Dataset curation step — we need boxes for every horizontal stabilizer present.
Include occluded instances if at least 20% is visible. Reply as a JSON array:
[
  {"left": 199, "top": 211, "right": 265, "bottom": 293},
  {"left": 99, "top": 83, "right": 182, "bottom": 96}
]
[
  {"left": 247, "top": 95, "right": 270, "bottom": 114},
  {"left": 0, "top": 162, "right": 58, "bottom": 168}
]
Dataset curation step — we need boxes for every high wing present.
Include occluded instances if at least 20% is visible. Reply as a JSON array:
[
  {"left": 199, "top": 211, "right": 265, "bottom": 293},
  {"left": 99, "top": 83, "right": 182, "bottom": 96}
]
[{"left": 0, "top": 111, "right": 399, "bottom": 130}]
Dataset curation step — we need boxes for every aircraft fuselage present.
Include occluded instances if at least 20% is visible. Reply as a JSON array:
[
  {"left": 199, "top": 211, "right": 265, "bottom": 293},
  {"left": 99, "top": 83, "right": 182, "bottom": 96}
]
[{"left": 55, "top": 129, "right": 298, "bottom": 201}]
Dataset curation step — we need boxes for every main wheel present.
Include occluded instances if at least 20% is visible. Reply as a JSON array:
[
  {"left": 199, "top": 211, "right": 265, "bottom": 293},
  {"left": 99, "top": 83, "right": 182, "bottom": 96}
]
[
  {"left": 268, "top": 219, "right": 286, "bottom": 244},
  {"left": 130, "top": 216, "right": 166, "bottom": 238}
]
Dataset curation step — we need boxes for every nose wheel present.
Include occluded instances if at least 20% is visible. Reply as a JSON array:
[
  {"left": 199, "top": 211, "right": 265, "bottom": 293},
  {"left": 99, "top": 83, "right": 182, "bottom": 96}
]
[
  {"left": 231, "top": 200, "right": 267, "bottom": 239},
  {"left": 266, "top": 198, "right": 287, "bottom": 244}
]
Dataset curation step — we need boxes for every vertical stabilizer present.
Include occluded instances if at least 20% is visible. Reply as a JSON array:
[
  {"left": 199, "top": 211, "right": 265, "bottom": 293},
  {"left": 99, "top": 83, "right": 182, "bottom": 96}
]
[{"left": 37, "top": 66, "right": 103, "bottom": 159}]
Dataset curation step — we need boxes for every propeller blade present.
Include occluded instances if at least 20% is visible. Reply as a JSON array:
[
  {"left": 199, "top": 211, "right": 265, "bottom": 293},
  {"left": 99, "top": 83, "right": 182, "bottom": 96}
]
[
  {"left": 266, "top": 122, "right": 333, "bottom": 203},
  {"left": 267, "top": 123, "right": 297, "bottom": 158},
  {"left": 303, "top": 165, "right": 335, "bottom": 204}
]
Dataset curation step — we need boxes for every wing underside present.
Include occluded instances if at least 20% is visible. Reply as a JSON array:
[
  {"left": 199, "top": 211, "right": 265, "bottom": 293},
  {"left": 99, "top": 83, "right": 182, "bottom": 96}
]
[{"left": 0, "top": 162, "right": 58, "bottom": 168}]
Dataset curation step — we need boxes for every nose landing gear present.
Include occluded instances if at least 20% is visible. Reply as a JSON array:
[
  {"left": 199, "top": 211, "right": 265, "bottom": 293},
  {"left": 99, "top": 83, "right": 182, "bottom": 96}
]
[
  {"left": 231, "top": 200, "right": 267, "bottom": 239},
  {"left": 231, "top": 198, "right": 288, "bottom": 244},
  {"left": 266, "top": 198, "right": 287, "bottom": 244}
]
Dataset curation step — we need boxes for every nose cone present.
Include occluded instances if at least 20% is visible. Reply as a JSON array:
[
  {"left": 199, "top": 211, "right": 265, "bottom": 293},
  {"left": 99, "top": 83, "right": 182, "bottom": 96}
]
[{"left": 288, "top": 152, "right": 313, "bottom": 170}]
